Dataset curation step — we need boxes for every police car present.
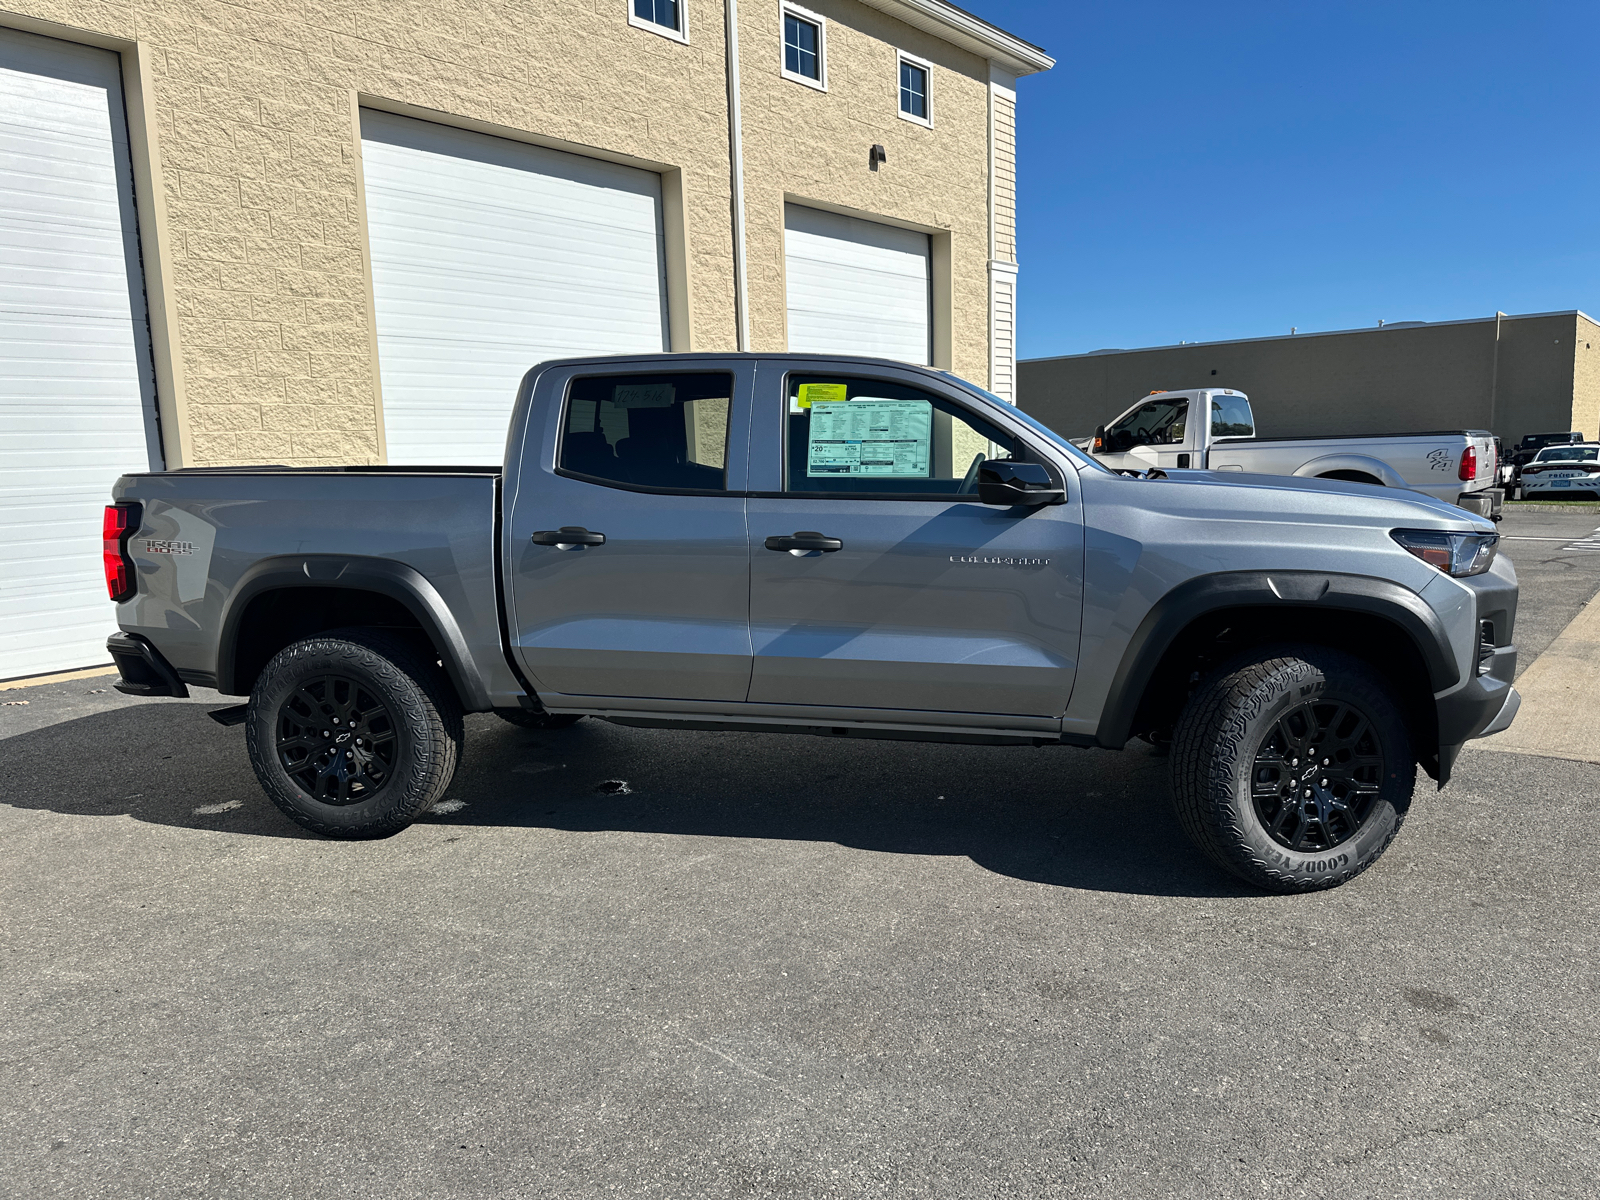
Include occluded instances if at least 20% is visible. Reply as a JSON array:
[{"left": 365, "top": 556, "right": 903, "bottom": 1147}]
[{"left": 1518, "top": 443, "right": 1600, "bottom": 499}]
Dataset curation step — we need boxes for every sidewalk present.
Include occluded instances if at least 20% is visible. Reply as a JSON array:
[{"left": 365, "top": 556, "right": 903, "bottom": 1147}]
[{"left": 1472, "top": 595, "right": 1600, "bottom": 764}]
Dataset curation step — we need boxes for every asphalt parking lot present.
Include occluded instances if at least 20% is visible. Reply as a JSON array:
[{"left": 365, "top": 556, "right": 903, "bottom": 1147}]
[{"left": 4, "top": 512, "right": 1599, "bottom": 1199}]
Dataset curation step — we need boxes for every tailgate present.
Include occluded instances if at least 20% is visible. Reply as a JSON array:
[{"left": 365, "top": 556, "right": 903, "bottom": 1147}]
[{"left": 1465, "top": 433, "right": 1497, "bottom": 492}]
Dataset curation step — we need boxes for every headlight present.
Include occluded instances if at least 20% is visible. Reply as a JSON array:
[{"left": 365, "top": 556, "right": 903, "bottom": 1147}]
[{"left": 1390, "top": 528, "right": 1498, "bottom": 577}]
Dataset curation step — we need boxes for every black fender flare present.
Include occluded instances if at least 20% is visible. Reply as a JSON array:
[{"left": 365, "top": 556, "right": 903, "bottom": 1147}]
[
  {"left": 216, "top": 555, "right": 491, "bottom": 710},
  {"left": 1095, "top": 570, "right": 1457, "bottom": 749}
]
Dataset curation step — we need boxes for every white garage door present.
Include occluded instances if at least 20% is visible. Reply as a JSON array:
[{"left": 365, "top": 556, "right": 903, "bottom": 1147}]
[
  {"left": 360, "top": 111, "right": 671, "bottom": 465},
  {"left": 784, "top": 204, "right": 931, "bottom": 365},
  {"left": 0, "top": 29, "right": 161, "bottom": 682}
]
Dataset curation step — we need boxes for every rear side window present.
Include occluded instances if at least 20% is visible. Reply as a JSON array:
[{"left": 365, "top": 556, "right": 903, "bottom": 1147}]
[
  {"left": 782, "top": 375, "right": 1018, "bottom": 498},
  {"left": 560, "top": 372, "right": 732, "bottom": 492},
  {"left": 1210, "top": 394, "right": 1254, "bottom": 439}
]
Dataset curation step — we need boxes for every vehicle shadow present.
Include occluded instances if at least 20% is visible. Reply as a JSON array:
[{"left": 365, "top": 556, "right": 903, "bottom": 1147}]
[{"left": 1, "top": 702, "right": 1259, "bottom": 899}]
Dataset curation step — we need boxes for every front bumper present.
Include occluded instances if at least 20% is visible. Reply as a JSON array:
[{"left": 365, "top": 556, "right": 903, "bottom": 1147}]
[
  {"left": 1429, "top": 557, "right": 1518, "bottom": 783},
  {"left": 1477, "top": 687, "right": 1521, "bottom": 738}
]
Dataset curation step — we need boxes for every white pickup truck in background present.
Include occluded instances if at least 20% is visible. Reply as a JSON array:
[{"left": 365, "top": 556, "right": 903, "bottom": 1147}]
[{"left": 1076, "top": 390, "right": 1502, "bottom": 517}]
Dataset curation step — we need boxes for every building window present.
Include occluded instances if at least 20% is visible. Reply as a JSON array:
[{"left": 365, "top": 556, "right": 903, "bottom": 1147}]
[
  {"left": 629, "top": 0, "right": 687, "bottom": 43},
  {"left": 898, "top": 53, "right": 931, "bottom": 125},
  {"left": 781, "top": 4, "right": 826, "bottom": 90}
]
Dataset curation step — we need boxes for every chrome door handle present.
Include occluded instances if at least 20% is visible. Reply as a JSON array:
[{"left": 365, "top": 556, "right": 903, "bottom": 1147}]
[
  {"left": 531, "top": 526, "right": 606, "bottom": 548},
  {"left": 764, "top": 531, "right": 842, "bottom": 553}
]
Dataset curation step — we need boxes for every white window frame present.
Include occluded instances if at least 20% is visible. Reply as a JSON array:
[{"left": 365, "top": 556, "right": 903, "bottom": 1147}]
[
  {"left": 627, "top": 0, "right": 689, "bottom": 44},
  {"left": 896, "top": 50, "right": 934, "bottom": 128},
  {"left": 779, "top": 2, "right": 828, "bottom": 92}
]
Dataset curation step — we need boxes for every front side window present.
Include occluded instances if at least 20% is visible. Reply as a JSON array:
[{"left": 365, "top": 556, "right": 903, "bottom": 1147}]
[
  {"left": 784, "top": 375, "right": 1018, "bottom": 497},
  {"left": 899, "top": 58, "right": 929, "bottom": 121},
  {"left": 1109, "top": 398, "right": 1188, "bottom": 447},
  {"left": 560, "top": 373, "right": 731, "bottom": 492},
  {"left": 783, "top": 7, "right": 823, "bottom": 84}
]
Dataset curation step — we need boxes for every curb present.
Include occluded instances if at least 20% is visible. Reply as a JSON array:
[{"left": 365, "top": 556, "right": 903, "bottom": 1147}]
[
  {"left": 1503, "top": 503, "right": 1600, "bottom": 514},
  {"left": 0, "top": 665, "right": 118, "bottom": 692}
]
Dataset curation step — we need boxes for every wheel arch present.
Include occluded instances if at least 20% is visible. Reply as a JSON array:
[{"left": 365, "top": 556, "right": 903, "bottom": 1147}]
[
  {"left": 1292, "top": 453, "right": 1407, "bottom": 488},
  {"left": 1097, "top": 571, "right": 1457, "bottom": 779},
  {"left": 216, "top": 555, "right": 491, "bottom": 711}
]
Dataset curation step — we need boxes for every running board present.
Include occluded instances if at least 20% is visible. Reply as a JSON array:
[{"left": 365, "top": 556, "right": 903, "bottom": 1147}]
[{"left": 596, "top": 712, "right": 1097, "bottom": 748}]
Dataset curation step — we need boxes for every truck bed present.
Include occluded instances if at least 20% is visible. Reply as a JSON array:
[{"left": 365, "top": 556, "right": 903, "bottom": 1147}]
[{"left": 110, "top": 466, "right": 518, "bottom": 703}]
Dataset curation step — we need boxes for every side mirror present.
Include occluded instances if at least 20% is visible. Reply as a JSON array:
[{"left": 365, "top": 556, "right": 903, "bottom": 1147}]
[
  {"left": 977, "top": 461, "right": 1065, "bottom": 507},
  {"left": 1091, "top": 424, "right": 1107, "bottom": 454}
]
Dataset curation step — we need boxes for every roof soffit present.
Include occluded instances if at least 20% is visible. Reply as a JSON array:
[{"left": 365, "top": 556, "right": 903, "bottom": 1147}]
[{"left": 849, "top": 0, "right": 1054, "bottom": 75}]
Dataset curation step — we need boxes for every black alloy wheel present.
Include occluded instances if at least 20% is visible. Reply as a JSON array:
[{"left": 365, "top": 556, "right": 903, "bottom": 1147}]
[
  {"left": 1250, "top": 698, "right": 1383, "bottom": 853},
  {"left": 276, "top": 674, "right": 398, "bottom": 805}
]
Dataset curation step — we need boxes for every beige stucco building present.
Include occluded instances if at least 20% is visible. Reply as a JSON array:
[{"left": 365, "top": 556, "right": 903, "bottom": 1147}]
[
  {"left": 0, "top": 0, "right": 1050, "bottom": 680},
  {"left": 1, "top": 0, "right": 1050, "bottom": 470},
  {"left": 1018, "top": 311, "right": 1600, "bottom": 445}
]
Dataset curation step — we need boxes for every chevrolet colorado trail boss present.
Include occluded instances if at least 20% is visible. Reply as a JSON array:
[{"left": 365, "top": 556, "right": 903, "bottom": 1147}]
[{"left": 104, "top": 354, "right": 1520, "bottom": 892}]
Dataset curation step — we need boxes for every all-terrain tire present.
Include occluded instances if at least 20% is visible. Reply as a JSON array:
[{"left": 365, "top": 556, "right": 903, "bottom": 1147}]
[
  {"left": 1170, "top": 645, "right": 1415, "bottom": 893},
  {"left": 495, "top": 709, "right": 584, "bottom": 731},
  {"left": 245, "top": 627, "right": 463, "bottom": 838}
]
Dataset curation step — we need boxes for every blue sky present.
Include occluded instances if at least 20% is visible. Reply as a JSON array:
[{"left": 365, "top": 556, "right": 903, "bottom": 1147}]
[{"left": 979, "top": 1, "right": 1599, "bottom": 360}]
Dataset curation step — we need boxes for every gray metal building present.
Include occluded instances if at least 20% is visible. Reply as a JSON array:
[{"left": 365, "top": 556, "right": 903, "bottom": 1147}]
[{"left": 1017, "top": 310, "right": 1600, "bottom": 445}]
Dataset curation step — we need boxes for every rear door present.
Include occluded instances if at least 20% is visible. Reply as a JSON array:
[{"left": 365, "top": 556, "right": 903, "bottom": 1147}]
[
  {"left": 744, "top": 362, "right": 1083, "bottom": 718},
  {"left": 504, "top": 362, "right": 753, "bottom": 704}
]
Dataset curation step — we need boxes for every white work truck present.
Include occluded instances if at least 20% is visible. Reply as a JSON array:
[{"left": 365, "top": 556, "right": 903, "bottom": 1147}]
[{"left": 1079, "top": 390, "right": 1502, "bottom": 517}]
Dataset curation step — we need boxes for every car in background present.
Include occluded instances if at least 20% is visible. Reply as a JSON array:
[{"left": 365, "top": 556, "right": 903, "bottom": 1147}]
[
  {"left": 1506, "top": 431, "right": 1584, "bottom": 496},
  {"left": 1518, "top": 444, "right": 1600, "bottom": 500}
]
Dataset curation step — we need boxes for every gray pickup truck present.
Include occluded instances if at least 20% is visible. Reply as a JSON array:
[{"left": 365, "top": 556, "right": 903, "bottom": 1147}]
[{"left": 104, "top": 353, "right": 1520, "bottom": 892}]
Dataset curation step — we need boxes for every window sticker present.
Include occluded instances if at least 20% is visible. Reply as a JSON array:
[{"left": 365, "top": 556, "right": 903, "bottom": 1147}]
[
  {"left": 612, "top": 382, "right": 675, "bottom": 408},
  {"left": 796, "top": 382, "right": 849, "bottom": 409},
  {"left": 807, "top": 398, "right": 931, "bottom": 477}
]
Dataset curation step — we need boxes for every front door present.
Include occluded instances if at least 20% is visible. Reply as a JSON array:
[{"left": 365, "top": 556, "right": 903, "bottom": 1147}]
[
  {"left": 1102, "top": 394, "right": 1193, "bottom": 472},
  {"left": 745, "top": 365, "right": 1083, "bottom": 718},
  {"left": 505, "top": 364, "right": 752, "bottom": 704}
]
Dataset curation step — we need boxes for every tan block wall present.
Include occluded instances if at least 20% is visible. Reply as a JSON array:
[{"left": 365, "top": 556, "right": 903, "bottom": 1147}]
[
  {"left": 7, "top": 0, "right": 1001, "bottom": 465},
  {"left": 1017, "top": 314, "right": 1588, "bottom": 445},
  {"left": 736, "top": 0, "right": 993, "bottom": 381},
  {"left": 1570, "top": 314, "right": 1600, "bottom": 440}
]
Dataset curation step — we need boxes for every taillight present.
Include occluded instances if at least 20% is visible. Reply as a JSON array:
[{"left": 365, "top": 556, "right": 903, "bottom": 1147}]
[
  {"left": 102, "top": 502, "right": 141, "bottom": 602},
  {"left": 1459, "top": 445, "right": 1477, "bottom": 481}
]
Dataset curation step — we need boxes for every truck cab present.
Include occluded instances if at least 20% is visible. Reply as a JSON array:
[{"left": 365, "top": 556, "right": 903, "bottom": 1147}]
[{"left": 1087, "top": 389, "right": 1255, "bottom": 472}]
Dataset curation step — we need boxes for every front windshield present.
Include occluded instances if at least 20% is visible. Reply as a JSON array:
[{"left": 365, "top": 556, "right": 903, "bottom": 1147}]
[
  {"left": 954, "top": 380, "right": 1116, "bottom": 473},
  {"left": 1536, "top": 446, "right": 1598, "bottom": 462}
]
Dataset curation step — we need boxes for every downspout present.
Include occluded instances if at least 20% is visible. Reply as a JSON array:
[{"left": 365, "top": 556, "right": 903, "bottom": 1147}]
[{"left": 724, "top": 0, "right": 751, "bottom": 351}]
